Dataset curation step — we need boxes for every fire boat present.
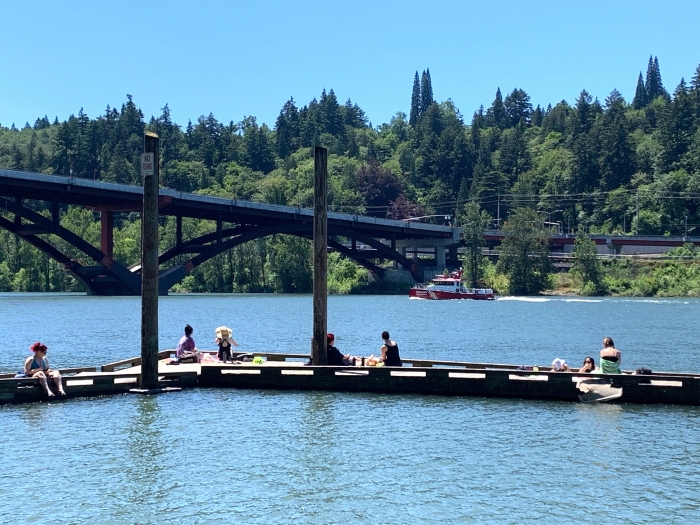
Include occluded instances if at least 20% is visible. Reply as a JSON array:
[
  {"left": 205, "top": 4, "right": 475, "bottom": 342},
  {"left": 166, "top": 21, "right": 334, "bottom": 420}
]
[{"left": 409, "top": 269, "right": 495, "bottom": 300}]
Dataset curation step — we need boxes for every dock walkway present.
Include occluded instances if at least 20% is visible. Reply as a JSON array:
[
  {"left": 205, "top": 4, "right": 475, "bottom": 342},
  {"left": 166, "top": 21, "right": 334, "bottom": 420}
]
[{"left": 2, "top": 351, "right": 699, "bottom": 406}]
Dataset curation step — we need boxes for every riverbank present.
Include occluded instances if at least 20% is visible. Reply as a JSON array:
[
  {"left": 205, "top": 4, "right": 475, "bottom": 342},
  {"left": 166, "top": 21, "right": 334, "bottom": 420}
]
[{"left": 541, "top": 258, "right": 700, "bottom": 297}]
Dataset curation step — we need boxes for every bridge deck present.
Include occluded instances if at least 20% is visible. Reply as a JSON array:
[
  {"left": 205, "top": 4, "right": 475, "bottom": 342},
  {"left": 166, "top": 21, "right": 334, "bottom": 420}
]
[{"left": 0, "top": 169, "right": 457, "bottom": 241}]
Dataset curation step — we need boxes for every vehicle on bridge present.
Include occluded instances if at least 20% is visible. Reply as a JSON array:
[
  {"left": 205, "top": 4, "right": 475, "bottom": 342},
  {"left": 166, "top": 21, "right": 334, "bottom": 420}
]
[{"left": 409, "top": 269, "right": 494, "bottom": 300}]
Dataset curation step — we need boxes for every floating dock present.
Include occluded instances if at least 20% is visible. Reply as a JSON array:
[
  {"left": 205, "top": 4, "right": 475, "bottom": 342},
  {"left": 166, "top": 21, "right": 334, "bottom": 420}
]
[{"left": 2, "top": 351, "right": 699, "bottom": 406}]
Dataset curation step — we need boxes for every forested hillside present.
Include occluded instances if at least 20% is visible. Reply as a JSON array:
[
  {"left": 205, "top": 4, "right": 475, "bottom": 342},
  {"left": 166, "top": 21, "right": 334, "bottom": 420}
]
[{"left": 1, "top": 57, "right": 699, "bottom": 294}]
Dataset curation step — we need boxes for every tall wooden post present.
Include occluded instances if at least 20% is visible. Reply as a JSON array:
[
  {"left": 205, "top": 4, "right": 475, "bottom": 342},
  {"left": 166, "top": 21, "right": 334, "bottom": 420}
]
[
  {"left": 141, "top": 133, "right": 160, "bottom": 390},
  {"left": 311, "top": 146, "right": 328, "bottom": 365}
]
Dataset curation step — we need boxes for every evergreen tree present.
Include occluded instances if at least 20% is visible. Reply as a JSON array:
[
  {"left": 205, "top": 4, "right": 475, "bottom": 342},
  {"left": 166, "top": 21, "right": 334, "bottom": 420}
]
[
  {"left": 499, "top": 122, "right": 530, "bottom": 182},
  {"left": 531, "top": 104, "right": 544, "bottom": 127},
  {"left": 274, "top": 98, "right": 299, "bottom": 159},
  {"left": 26, "top": 132, "right": 38, "bottom": 171},
  {"left": 298, "top": 98, "right": 322, "bottom": 147},
  {"left": 409, "top": 71, "right": 421, "bottom": 126},
  {"left": 319, "top": 89, "right": 344, "bottom": 136},
  {"left": 9, "top": 143, "right": 24, "bottom": 169},
  {"left": 659, "top": 78, "right": 695, "bottom": 169},
  {"left": 568, "top": 90, "right": 599, "bottom": 193},
  {"left": 632, "top": 72, "right": 647, "bottom": 109},
  {"left": 486, "top": 88, "right": 506, "bottom": 129},
  {"left": 646, "top": 55, "right": 669, "bottom": 102},
  {"left": 341, "top": 98, "right": 366, "bottom": 128},
  {"left": 420, "top": 69, "right": 433, "bottom": 114},
  {"left": 645, "top": 56, "right": 658, "bottom": 101},
  {"left": 504, "top": 88, "right": 532, "bottom": 127},
  {"left": 542, "top": 101, "right": 570, "bottom": 134},
  {"left": 598, "top": 90, "right": 634, "bottom": 189},
  {"left": 689, "top": 63, "right": 700, "bottom": 123},
  {"left": 654, "top": 56, "right": 669, "bottom": 100}
]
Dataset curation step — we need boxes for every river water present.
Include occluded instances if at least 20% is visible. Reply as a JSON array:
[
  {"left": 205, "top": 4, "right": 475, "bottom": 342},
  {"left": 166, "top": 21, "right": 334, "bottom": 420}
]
[{"left": 2, "top": 293, "right": 700, "bottom": 523}]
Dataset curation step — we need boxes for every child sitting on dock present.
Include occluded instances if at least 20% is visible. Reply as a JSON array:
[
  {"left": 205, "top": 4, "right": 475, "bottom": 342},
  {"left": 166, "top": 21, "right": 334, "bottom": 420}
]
[
  {"left": 214, "top": 326, "right": 238, "bottom": 363},
  {"left": 175, "top": 324, "right": 199, "bottom": 363},
  {"left": 24, "top": 342, "right": 65, "bottom": 396}
]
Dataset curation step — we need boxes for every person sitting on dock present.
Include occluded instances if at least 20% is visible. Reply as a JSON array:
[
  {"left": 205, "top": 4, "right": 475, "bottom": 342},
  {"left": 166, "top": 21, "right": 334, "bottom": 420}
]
[
  {"left": 579, "top": 356, "right": 596, "bottom": 373},
  {"left": 380, "top": 331, "right": 402, "bottom": 367},
  {"left": 215, "top": 326, "right": 238, "bottom": 363},
  {"left": 24, "top": 342, "right": 65, "bottom": 396},
  {"left": 175, "top": 324, "right": 199, "bottom": 363},
  {"left": 551, "top": 358, "right": 571, "bottom": 372},
  {"left": 600, "top": 337, "right": 621, "bottom": 374},
  {"left": 327, "top": 334, "right": 356, "bottom": 366}
]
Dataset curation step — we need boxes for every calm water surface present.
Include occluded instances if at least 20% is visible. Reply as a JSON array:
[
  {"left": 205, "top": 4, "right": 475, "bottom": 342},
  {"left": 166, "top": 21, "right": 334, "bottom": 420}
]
[{"left": 2, "top": 294, "right": 700, "bottom": 523}]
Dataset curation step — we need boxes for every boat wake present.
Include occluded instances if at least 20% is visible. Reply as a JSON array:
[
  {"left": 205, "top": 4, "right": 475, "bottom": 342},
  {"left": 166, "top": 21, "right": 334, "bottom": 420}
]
[
  {"left": 496, "top": 296, "right": 550, "bottom": 302},
  {"left": 564, "top": 298, "right": 603, "bottom": 303}
]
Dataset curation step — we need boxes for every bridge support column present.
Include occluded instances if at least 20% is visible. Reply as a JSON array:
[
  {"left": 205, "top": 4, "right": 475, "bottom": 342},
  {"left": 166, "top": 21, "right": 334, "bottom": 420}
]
[
  {"left": 176, "top": 215, "right": 182, "bottom": 246},
  {"left": 436, "top": 240, "right": 446, "bottom": 270},
  {"left": 101, "top": 211, "right": 113, "bottom": 260}
]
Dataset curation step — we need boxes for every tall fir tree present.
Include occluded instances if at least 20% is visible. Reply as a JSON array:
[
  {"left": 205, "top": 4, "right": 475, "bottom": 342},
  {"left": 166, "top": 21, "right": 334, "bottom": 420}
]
[
  {"left": 568, "top": 90, "right": 599, "bottom": 193},
  {"left": 420, "top": 69, "right": 433, "bottom": 114},
  {"left": 504, "top": 88, "right": 532, "bottom": 127},
  {"left": 632, "top": 72, "right": 647, "bottom": 109},
  {"left": 645, "top": 55, "right": 668, "bottom": 102},
  {"left": 659, "top": 78, "right": 694, "bottom": 169},
  {"left": 598, "top": 89, "right": 634, "bottom": 189},
  {"left": 531, "top": 104, "right": 544, "bottom": 127},
  {"left": 486, "top": 88, "right": 507, "bottom": 129},
  {"left": 645, "top": 56, "right": 659, "bottom": 101},
  {"left": 409, "top": 71, "right": 421, "bottom": 126},
  {"left": 690, "top": 63, "right": 700, "bottom": 124},
  {"left": 275, "top": 98, "right": 299, "bottom": 159},
  {"left": 653, "top": 56, "right": 669, "bottom": 100}
]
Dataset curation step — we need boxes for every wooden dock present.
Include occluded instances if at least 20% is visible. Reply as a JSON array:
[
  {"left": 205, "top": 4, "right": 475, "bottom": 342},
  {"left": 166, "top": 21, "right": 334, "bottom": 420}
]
[{"left": 2, "top": 351, "right": 699, "bottom": 406}]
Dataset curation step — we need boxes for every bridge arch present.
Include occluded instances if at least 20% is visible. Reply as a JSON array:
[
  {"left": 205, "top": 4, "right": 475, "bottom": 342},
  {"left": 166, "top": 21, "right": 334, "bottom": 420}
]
[{"left": 158, "top": 223, "right": 421, "bottom": 292}]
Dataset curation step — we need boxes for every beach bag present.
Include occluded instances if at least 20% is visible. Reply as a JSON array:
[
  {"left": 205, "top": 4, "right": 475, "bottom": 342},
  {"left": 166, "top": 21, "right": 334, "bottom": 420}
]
[{"left": 636, "top": 367, "right": 652, "bottom": 375}]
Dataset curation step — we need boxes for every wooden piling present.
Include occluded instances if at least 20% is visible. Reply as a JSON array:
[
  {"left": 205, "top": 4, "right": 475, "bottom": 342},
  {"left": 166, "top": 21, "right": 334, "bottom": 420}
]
[
  {"left": 312, "top": 146, "right": 328, "bottom": 365},
  {"left": 140, "top": 133, "right": 160, "bottom": 390}
]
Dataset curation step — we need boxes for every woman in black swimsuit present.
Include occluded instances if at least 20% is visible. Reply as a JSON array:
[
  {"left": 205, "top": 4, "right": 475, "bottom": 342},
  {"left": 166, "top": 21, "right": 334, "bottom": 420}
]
[{"left": 380, "top": 331, "right": 402, "bottom": 367}]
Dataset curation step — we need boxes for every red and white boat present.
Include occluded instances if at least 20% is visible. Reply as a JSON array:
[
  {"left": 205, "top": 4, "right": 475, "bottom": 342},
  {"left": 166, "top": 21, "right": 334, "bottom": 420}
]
[{"left": 409, "top": 269, "right": 495, "bottom": 300}]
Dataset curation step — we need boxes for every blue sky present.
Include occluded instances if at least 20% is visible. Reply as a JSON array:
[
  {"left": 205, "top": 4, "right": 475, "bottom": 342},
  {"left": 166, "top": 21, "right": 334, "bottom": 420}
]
[{"left": 2, "top": 0, "right": 699, "bottom": 129}]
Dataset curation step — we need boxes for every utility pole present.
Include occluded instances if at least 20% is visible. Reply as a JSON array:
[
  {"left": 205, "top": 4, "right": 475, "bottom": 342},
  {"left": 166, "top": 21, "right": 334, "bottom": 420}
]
[
  {"left": 636, "top": 189, "right": 640, "bottom": 236},
  {"left": 496, "top": 194, "right": 500, "bottom": 230},
  {"left": 311, "top": 146, "right": 328, "bottom": 365}
]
